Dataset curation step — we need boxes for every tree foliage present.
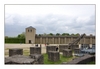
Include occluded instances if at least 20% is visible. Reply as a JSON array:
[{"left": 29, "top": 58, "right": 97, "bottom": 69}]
[
  {"left": 56, "top": 33, "right": 60, "bottom": 36},
  {"left": 62, "top": 33, "right": 70, "bottom": 36},
  {"left": 49, "top": 33, "right": 53, "bottom": 36},
  {"left": 17, "top": 32, "right": 25, "bottom": 38}
]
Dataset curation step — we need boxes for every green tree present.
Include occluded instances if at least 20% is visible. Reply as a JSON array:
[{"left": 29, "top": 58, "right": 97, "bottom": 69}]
[
  {"left": 18, "top": 35, "right": 21, "bottom": 38},
  {"left": 62, "top": 33, "right": 70, "bottom": 36},
  {"left": 75, "top": 33, "right": 80, "bottom": 36},
  {"left": 49, "top": 33, "right": 53, "bottom": 36},
  {"left": 39, "top": 34, "right": 41, "bottom": 36},
  {"left": 17, "top": 32, "right": 25, "bottom": 38},
  {"left": 66, "top": 33, "right": 70, "bottom": 36},
  {"left": 56, "top": 33, "right": 60, "bottom": 36},
  {"left": 62, "top": 33, "right": 66, "bottom": 36}
]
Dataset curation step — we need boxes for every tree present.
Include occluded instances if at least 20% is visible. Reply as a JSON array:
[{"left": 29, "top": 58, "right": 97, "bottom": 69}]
[
  {"left": 66, "top": 33, "right": 70, "bottom": 36},
  {"left": 62, "top": 33, "right": 70, "bottom": 36},
  {"left": 18, "top": 35, "right": 21, "bottom": 38},
  {"left": 62, "top": 33, "right": 66, "bottom": 36},
  {"left": 17, "top": 32, "right": 25, "bottom": 38},
  {"left": 39, "top": 34, "right": 41, "bottom": 36},
  {"left": 75, "top": 33, "right": 80, "bottom": 36},
  {"left": 5, "top": 36, "right": 8, "bottom": 38},
  {"left": 49, "top": 33, "right": 53, "bottom": 36},
  {"left": 56, "top": 33, "right": 60, "bottom": 36}
]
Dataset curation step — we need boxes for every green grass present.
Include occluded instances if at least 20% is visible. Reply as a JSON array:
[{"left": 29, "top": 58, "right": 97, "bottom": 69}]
[
  {"left": 5, "top": 52, "right": 9, "bottom": 55},
  {"left": 23, "top": 49, "right": 30, "bottom": 56},
  {"left": 5, "top": 43, "right": 25, "bottom": 44},
  {"left": 5, "top": 48, "right": 9, "bottom": 50},
  {"left": 43, "top": 53, "right": 74, "bottom": 64},
  {"left": 87, "top": 61, "right": 95, "bottom": 64}
]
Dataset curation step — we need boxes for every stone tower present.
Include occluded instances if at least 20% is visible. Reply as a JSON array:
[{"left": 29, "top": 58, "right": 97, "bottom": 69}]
[{"left": 25, "top": 26, "right": 36, "bottom": 44}]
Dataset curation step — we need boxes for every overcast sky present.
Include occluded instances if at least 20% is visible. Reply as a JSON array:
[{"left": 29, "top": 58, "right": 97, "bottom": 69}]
[{"left": 5, "top": 5, "right": 95, "bottom": 37}]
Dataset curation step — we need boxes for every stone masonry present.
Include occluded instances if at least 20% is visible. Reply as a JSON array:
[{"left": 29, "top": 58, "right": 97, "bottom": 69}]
[
  {"left": 48, "top": 51, "right": 60, "bottom": 62},
  {"left": 9, "top": 48, "right": 23, "bottom": 57},
  {"left": 62, "top": 49, "right": 72, "bottom": 57},
  {"left": 30, "top": 47, "right": 41, "bottom": 54},
  {"left": 46, "top": 46, "right": 57, "bottom": 53},
  {"left": 59, "top": 45, "right": 69, "bottom": 52}
]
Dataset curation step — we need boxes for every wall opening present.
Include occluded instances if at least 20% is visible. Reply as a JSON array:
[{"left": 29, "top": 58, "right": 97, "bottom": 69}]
[{"left": 29, "top": 40, "right": 31, "bottom": 44}]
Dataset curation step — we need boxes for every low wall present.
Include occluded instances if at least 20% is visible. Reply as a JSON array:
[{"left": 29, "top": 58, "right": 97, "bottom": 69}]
[
  {"left": 59, "top": 45, "right": 69, "bottom": 52},
  {"left": 66, "top": 54, "right": 95, "bottom": 64}
]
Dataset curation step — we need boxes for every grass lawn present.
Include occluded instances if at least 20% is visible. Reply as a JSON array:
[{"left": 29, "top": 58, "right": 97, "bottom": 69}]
[
  {"left": 23, "top": 49, "right": 30, "bottom": 56},
  {"left": 43, "top": 53, "right": 75, "bottom": 64},
  {"left": 87, "top": 61, "right": 95, "bottom": 64}
]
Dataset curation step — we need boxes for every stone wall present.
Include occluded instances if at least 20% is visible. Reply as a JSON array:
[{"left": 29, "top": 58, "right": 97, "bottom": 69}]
[
  {"left": 9, "top": 48, "right": 23, "bottom": 57},
  {"left": 48, "top": 51, "right": 60, "bottom": 62},
  {"left": 66, "top": 54, "right": 95, "bottom": 64},
  {"left": 46, "top": 46, "right": 57, "bottom": 53},
  {"left": 30, "top": 47, "right": 41, "bottom": 54},
  {"left": 62, "top": 49, "right": 72, "bottom": 57},
  {"left": 5, "top": 54, "right": 44, "bottom": 64},
  {"left": 59, "top": 45, "right": 69, "bottom": 52},
  {"left": 35, "top": 36, "right": 95, "bottom": 44}
]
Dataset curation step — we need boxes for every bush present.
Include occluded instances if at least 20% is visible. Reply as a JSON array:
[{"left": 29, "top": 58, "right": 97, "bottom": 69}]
[{"left": 5, "top": 38, "right": 25, "bottom": 43}]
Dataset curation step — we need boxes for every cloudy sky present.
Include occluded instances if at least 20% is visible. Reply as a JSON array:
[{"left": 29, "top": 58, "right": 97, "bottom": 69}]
[{"left": 5, "top": 5, "right": 95, "bottom": 37}]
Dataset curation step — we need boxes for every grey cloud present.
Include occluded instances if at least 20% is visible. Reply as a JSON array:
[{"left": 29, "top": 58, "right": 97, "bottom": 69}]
[{"left": 5, "top": 13, "right": 95, "bottom": 36}]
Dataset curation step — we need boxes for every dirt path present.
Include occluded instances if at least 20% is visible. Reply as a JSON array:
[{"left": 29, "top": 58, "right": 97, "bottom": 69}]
[{"left": 4, "top": 44, "right": 60, "bottom": 57}]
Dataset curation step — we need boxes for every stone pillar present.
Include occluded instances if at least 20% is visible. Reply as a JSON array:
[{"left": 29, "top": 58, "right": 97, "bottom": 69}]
[
  {"left": 30, "top": 54, "right": 44, "bottom": 64},
  {"left": 52, "top": 37, "right": 54, "bottom": 44},
  {"left": 48, "top": 51, "right": 60, "bottom": 62},
  {"left": 30, "top": 47, "right": 41, "bottom": 54},
  {"left": 71, "top": 37, "right": 73, "bottom": 42},
  {"left": 63, "top": 49, "right": 72, "bottom": 57},
  {"left": 46, "top": 37, "right": 48, "bottom": 43},
  {"left": 83, "top": 38, "right": 85, "bottom": 44},
  {"left": 40, "top": 37, "right": 42, "bottom": 44},
  {"left": 83, "top": 34, "right": 86, "bottom": 44},
  {"left": 46, "top": 46, "right": 57, "bottom": 53},
  {"left": 59, "top": 45, "right": 69, "bottom": 52},
  {"left": 90, "top": 35, "right": 92, "bottom": 44},
  {"left": 58, "top": 37, "right": 60, "bottom": 44},
  {"left": 69, "top": 37, "right": 71, "bottom": 44},
  {"left": 9, "top": 48, "right": 23, "bottom": 57},
  {"left": 65, "top": 37, "right": 66, "bottom": 44}
]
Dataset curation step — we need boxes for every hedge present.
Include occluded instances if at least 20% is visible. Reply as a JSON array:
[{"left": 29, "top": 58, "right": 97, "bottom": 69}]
[{"left": 5, "top": 38, "right": 25, "bottom": 43}]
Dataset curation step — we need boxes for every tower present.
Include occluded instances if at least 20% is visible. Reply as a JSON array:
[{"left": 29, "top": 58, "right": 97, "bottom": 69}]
[{"left": 25, "top": 26, "right": 36, "bottom": 44}]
